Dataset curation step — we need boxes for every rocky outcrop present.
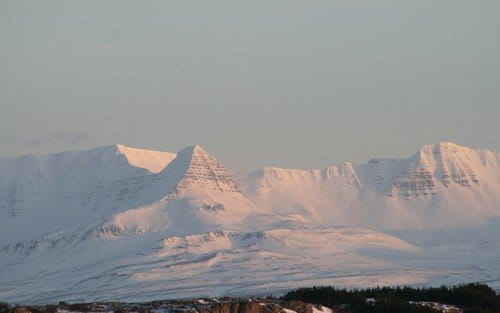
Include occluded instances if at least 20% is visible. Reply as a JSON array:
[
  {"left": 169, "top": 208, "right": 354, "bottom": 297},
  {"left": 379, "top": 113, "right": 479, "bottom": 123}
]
[
  {"left": 2, "top": 299, "right": 314, "bottom": 313},
  {"left": 162, "top": 146, "right": 243, "bottom": 201},
  {"left": 389, "top": 142, "right": 482, "bottom": 199},
  {"left": 390, "top": 168, "right": 436, "bottom": 199}
]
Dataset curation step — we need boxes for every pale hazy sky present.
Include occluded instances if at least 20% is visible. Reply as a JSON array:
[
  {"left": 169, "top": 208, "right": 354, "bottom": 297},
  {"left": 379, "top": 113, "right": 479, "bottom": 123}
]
[{"left": 1, "top": 0, "right": 499, "bottom": 171}]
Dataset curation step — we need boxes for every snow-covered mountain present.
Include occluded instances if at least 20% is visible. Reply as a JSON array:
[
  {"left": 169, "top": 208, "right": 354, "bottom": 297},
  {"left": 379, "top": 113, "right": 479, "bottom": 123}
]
[
  {"left": 237, "top": 142, "right": 500, "bottom": 230},
  {"left": 0, "top": 145, "right": 175, "bottom": 246},
  {"left": 1, "top": 142, "right": 500, "bottom": 304},
  {"left": 0, "top": 144, "right": 267, "bottom": 245}
]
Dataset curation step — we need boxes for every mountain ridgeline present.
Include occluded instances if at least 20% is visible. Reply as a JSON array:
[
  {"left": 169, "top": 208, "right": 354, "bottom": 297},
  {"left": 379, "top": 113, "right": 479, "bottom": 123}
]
[{"left": 1, "top": 142, "right": 500, "bottom": 304}]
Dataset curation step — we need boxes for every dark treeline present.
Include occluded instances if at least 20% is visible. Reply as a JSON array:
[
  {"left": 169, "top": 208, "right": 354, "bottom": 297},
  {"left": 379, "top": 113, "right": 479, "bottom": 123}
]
[{"left": 282, "top": 283, "right": 500, "bottom": 313}]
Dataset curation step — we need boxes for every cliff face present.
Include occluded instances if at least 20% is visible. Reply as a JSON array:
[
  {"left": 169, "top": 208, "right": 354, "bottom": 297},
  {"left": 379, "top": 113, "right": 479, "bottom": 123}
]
[{"left": 388, "top": 142, "right": 484, "bottom": 199}]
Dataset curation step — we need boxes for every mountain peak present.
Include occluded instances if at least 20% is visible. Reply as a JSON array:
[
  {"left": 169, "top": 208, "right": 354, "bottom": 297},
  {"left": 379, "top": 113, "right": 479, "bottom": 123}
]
[
  {"left": 191, "top": 144, "right": 207, "bottom": 153},
  {"left": 160, "top": 145, "right": 242, "bottom": 200},
  {"left": 176, "top": 145, "right": 209, "bottom": 158},
  {"left": 417, "top": 141, "right": 468, "bottom": 157},
  {"left": 388, "top": 142, "right": 485, "bottom": 199}
]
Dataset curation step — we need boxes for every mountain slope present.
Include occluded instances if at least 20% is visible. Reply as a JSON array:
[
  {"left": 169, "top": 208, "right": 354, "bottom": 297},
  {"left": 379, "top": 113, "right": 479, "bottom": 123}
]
[
  {"left": 115, "top": 144, "right": 176, "bottom": 173},
  {"left": 1, "top": 142, "right": 500, "bottom": 304},
  {"left": 0, "top": 145, "right": 177, "bottom": 246},
  {"left": 0, "top": 145, "right": 176, "bottom": 217}
]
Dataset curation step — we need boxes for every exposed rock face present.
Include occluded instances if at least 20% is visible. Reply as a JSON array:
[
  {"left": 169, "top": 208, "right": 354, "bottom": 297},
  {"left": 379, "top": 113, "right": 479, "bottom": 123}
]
[
  {"left": 3, "top": 181, "right": 23, "bottom": 218},
  {"left": 389, "top": 142, "right": 482, "bottom": 199},
  {"left": 390, "top": 166, "right": 436, "bottom": 199},
  {"left": 367, "top": 159, "right": 398, "bottom": 191},
  {"left": 160, "top": 146, "right": 243, "bottom": 201}
]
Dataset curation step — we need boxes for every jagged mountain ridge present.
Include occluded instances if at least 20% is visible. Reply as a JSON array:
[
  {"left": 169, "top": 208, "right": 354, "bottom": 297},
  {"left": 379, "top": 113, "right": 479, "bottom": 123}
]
[
  {"left": 240, "top": 142, "right": 500, "bottom": 199},
  {"left": 237, "top": 142, "right": 500, "bottom": 229},
  {"left": 2, "top": 141, "right": 500, "bottom": 234},
  {"left": 1, "top": 141, "right": 500, "bottom": 304}
]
